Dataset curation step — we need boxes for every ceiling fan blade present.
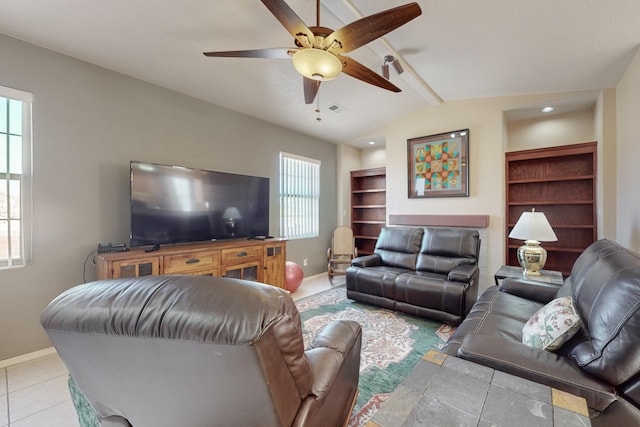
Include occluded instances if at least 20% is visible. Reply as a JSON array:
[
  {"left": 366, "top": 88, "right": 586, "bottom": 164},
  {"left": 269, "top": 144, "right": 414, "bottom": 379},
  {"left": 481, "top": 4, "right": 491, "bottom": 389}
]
[
  {"left": 303, "top": 77, "right": 321, "bottom": 104},
  {"left": 261, "top": 0, "right": 316, "bottom": 48},
  {"left": 325, "top": 3, "right": 422, "bottom": 54},
  {"left": 203, "top": 48, "right": 293, "bottom": 59},
  {"left": 340, "top": 55, "right": 401, "bottom": 92}
]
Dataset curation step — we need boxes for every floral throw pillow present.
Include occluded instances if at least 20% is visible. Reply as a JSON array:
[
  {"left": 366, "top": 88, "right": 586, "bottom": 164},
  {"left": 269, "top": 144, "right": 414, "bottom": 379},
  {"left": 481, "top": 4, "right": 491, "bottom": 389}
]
[{"left": 522, "top": 296, "right": 581, "bottom": 351}]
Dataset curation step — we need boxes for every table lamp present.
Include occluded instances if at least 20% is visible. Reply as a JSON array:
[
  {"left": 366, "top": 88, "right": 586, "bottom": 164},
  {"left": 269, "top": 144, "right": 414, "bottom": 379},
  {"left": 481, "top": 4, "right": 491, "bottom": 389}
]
[
  {"left": 508, "top": 208, "right": 557, "bottom": 275},
  {"left": 223, "top": 207, "right": 242, "bottom": 237}
]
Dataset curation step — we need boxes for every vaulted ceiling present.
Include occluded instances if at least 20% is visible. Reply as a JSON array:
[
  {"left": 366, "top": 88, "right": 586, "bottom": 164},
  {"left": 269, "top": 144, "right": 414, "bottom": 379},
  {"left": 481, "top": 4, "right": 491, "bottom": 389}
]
[{"left": 0, "top": 0, "right": 638, "bottom": 147}]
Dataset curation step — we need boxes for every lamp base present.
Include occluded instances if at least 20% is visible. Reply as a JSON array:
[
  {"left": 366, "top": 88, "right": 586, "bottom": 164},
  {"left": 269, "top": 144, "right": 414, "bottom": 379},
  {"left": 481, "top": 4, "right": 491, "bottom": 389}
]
[
  {"left": 516, "top": 240, "right": 547, "bottom": 276},
  {"left": 225, "top": 219, "right": 237, "bottom": 238}
]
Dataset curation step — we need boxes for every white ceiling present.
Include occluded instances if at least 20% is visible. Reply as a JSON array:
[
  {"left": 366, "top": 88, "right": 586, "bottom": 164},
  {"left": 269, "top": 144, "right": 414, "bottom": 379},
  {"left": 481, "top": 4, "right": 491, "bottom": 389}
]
[{"left": 0, "top": 0, "right": 638, "bottom": 147}]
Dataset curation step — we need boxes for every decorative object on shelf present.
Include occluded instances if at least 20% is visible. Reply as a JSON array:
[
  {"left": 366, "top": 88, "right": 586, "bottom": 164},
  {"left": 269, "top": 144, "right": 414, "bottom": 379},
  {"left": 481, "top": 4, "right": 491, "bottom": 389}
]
[
  {"left": 407, "top": 129, "right": 469, "bottom": 198},
  {"left": 223, "top": 207, "right": 242, "bottom": 237},
  {"left": 285, "top": 261, "right": 304, "bottom": 292},
  {"left": 509, "top": 209, "right": 558, "bottom": 275},
  {"left": 381, "top": 55, "right": 404, "bottom": 80}
]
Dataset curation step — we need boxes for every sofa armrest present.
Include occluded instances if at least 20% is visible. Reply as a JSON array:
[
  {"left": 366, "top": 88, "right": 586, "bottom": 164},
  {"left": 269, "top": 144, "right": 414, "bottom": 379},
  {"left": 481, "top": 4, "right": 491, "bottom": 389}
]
[
  {"left": 447, "top": 264, "right": 478, "bottom": 283},
  {"left": 304, "top": 320, "right": 362, "bottom": 399},
  {"left": 499, "top": 277, "right": 562, "bottom": 304},
  {"left": 351, "top": 254, "right": 381, "bottom": 268},
  {"left": 458, "top": 334, "right": 617, "bottom": 411}
]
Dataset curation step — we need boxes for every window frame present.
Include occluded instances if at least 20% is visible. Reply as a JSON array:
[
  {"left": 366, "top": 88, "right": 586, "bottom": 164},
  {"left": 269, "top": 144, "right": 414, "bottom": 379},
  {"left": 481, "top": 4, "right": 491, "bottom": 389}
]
[
  {"left": 279, "top": 152, "right": 320, "bottom": 240},
  {"left": 0, "top": 86, "right": 33, "bottom": 269}
]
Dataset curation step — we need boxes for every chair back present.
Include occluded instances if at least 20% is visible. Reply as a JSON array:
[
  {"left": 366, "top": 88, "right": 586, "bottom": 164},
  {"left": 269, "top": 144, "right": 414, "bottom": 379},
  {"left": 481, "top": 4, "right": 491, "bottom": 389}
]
[
  {"left": 332, "top": 226, "right": 356, "bottom": 257},
  {"left": 41, "top": 276, "right": 313, "bottom": 427}
]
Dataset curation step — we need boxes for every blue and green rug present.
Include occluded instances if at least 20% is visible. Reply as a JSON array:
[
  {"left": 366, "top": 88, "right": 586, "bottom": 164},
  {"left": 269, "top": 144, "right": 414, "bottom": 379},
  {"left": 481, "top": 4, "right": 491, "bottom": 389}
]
[{"left": 296, "top": 286, "right": 454, "bottom": 427}]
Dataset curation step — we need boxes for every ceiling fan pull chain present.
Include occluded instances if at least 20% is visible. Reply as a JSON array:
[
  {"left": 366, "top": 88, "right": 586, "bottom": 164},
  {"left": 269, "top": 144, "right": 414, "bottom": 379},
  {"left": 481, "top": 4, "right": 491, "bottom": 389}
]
[{"left": 316, "top": 90, "right": 322, "bottom": 123}]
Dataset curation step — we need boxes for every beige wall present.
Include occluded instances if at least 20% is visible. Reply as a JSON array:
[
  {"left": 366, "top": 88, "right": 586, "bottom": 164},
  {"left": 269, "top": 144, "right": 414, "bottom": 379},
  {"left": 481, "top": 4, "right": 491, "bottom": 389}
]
[
  {"left": 506, "top": 108, "right": 595, "bottom": 151},
  {"left": 360, "top": 146, "right": 387, "bottom": 169},
  {"left": 0, "top": 35, "right": 338, "bottom": 360},
  {"left": 595, "top": 89, "right": 618, "bottom": 239},
  {"left": 616, "top": 48, "right": 640, "bottom": 250}
]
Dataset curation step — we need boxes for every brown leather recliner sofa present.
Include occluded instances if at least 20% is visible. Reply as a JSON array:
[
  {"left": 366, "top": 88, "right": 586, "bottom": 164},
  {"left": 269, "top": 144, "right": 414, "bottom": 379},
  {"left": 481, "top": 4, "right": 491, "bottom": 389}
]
[
  {"left": 346, "top": 226, "right": 481, "bottom": 325},
  {"left": 40, "top": 275, "right": 362, "bottom": 427},
  {"left": 441, "top": 238, "right": 640, "bottom": 426}
]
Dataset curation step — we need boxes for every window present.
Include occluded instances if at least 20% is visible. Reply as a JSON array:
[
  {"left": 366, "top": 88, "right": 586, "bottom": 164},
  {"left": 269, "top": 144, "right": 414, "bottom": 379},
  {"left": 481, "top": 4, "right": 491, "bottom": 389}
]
[
  {"left": 279, "top": 152, "right": 320, "bottom": 239},
  {"left": 1, "top": 86, "right": 32, "bottom": 268}
]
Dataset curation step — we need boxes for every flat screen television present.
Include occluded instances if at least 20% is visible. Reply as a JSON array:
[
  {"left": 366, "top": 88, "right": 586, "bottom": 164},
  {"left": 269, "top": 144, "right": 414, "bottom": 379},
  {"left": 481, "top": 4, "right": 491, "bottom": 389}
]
[{"left": 130, "top": 161, "right": 270, "bottom": 247}]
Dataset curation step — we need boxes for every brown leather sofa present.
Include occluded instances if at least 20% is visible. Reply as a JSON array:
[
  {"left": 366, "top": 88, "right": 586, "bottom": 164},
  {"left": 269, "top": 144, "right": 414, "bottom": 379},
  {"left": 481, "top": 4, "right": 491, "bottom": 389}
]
[
  {"left": 40, "top": 275, "right": 362, "bottom": 427},
  {"left": 441, "top": 238, "right": 640, "bottom": 426},
  {"left": 346, "top": 226, "right": 481, "bottom": 325}
]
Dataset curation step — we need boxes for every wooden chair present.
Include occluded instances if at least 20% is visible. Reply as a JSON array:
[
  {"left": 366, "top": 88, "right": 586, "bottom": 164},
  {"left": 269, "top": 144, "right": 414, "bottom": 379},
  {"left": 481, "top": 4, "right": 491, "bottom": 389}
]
[{"left": 327, "top": 226, "right": 357, "bottom": 281}]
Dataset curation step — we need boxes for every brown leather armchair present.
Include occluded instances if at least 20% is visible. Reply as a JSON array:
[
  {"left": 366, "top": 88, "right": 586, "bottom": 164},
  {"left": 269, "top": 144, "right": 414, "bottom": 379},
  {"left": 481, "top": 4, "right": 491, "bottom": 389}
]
[{"left": 41, "top": 276, "right": 362, "bottom": 427}]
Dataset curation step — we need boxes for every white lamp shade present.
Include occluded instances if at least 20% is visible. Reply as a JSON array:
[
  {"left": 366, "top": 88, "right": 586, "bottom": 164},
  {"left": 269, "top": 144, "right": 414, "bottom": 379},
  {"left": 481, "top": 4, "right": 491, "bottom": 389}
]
[
  {"left": 292, "top": 48, "right": 343, "bottom": 81},
  {"left": 223, "top": 207, "right": 242, "bottom": 220},
  {"left": 509, "top": 210, "right": 557, "bottom": 242}
]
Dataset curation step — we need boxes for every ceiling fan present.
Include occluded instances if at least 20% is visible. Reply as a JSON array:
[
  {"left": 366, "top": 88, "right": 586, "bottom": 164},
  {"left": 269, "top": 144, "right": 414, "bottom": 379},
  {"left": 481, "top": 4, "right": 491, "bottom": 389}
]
[{"left": 203, "top": 0, "right": 422, "bottom": 104}]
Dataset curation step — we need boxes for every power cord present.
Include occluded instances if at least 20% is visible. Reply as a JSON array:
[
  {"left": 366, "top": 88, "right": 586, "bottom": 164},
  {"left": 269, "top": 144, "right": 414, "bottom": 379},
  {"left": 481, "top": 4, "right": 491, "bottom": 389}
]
[{"left": 83, "top": 249, "right": 98, "bottom": 283}]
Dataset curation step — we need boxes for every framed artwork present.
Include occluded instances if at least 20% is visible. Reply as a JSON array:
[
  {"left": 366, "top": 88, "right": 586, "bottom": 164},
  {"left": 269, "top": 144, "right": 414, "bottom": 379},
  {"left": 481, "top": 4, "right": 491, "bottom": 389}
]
[{"left": 407, "top": 129, "right": 469, "bottom": 198}]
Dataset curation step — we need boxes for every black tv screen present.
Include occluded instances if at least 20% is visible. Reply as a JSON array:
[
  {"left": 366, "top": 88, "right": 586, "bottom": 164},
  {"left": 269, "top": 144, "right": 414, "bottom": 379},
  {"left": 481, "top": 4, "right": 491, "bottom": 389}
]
[{"left": 130, "top": 161, "right": 270, "bottom": 247}]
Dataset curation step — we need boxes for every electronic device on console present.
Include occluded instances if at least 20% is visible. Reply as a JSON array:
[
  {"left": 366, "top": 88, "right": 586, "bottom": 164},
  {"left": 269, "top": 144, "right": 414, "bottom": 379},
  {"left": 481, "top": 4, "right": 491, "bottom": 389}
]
[{"left": 129, "top": 161, "right": 270, "bottom": 248}]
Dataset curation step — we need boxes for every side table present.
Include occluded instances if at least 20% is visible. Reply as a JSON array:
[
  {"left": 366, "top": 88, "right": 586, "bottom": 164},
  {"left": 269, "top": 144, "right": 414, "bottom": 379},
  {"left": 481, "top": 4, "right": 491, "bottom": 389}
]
[{"left": 494, "top": 265, "right": 564, "bottom": 286}]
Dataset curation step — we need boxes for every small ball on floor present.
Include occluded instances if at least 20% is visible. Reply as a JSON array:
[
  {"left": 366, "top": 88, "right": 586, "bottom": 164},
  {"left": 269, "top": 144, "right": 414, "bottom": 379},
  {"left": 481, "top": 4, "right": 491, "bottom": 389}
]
[{"left": 285, "top": 261, "right": 304, "bottom": 292}]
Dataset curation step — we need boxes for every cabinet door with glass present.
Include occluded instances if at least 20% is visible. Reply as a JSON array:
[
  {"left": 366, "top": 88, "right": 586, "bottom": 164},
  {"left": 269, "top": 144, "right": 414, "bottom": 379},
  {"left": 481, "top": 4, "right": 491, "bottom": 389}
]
[
  {"left": 111, "top": 258, "right": 160, "bottom": 279},
  {"left": 263, "top": 242, "right": 286, "bottom": 288},
  {"left": 221, "top": 261, "right": 261, "bottom": 282}
]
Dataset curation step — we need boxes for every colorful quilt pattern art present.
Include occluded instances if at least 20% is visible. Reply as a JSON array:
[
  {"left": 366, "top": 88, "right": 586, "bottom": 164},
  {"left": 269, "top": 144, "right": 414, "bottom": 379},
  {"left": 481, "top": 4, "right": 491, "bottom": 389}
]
[{"left": 408, "top": 129, "right": 469, "bottom": 198}]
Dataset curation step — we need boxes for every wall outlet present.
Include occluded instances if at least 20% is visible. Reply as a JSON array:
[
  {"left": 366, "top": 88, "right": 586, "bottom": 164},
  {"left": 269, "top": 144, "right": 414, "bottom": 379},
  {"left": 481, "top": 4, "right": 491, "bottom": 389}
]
[{"left": 303, "top": 257, "right": 308, "bottom": 266}]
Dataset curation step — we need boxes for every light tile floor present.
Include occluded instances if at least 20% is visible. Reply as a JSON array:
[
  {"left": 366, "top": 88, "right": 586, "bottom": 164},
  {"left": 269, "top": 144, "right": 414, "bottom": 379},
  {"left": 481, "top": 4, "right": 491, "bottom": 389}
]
[{"left": 0, "top": 273, "right": 337, "bottom": 426}]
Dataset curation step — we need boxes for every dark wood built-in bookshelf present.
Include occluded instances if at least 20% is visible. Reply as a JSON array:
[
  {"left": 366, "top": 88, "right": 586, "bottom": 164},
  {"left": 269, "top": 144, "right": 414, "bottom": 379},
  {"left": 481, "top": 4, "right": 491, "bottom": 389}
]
[
  {"left": 505, "top": 142, "right": 597, "bottom": 277},
  {"left": 351, "top": 167, "right": 386, "bottom": 255}
]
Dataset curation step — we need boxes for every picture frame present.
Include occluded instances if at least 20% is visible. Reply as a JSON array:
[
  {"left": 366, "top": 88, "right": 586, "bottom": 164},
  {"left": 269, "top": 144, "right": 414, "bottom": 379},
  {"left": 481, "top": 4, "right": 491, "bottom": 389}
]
[{"left": 407, "top": 129, "right": 469, "bottom": 198}]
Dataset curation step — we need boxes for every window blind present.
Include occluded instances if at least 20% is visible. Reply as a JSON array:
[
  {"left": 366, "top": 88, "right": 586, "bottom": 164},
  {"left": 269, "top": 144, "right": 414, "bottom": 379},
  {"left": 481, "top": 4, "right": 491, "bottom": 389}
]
[{"left": 279, "top": 152, "right": 320, "bottom": 239}]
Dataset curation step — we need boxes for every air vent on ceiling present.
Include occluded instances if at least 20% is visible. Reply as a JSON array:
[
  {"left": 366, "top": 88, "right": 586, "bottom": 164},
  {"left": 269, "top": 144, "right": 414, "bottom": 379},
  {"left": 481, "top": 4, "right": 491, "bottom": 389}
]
[{"left": 328, "top": 103, "right": 347, "bottom": 113}]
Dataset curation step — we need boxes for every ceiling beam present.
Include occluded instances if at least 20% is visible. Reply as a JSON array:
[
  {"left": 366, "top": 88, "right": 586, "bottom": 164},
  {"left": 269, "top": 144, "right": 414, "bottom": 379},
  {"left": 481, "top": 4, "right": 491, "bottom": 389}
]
[{"left": 322, "top": 0, "right": 442, "bottom": 105}]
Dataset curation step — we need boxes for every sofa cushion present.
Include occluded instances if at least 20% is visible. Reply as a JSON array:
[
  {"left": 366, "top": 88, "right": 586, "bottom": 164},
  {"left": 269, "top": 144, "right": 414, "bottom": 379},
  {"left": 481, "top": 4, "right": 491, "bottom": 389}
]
[
  {"left": 373, "top": 227, "right": 423, "bottom": 269},
  {"left": 521, "top": 296, "right": 581, "bottom": 351},
  {"left": 568, "top": 241, "right": 640, "bottom": 387},
  {"left": 345, "top": 265, "right": 405, "bottom": 310},
  {"left": 394, "top": 272, "right": 462, "bottom": 319},
  {"left": 416, "top": 227, "right": 479, "bottom": 273},
  {"left": 440, "top": 286, "right": 543, "bottom": 355}
]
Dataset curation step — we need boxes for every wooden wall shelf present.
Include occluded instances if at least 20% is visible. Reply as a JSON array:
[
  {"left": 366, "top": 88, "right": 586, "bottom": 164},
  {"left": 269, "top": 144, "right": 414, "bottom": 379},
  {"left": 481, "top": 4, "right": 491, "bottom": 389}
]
[
  {"left": 351, "top": 167, "right": 386, "bottom": 255},
  {"left": 505, "top": 142, "right": 597, "bottom": 277}
]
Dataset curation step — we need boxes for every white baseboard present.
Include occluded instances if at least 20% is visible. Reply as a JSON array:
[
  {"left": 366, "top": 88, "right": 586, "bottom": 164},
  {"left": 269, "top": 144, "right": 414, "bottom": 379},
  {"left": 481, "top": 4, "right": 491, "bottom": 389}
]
[
  {"left": 302, "top": 272, "right": 327, "bottom": 281},
  {"left": 0, "top": 346, "right": 57, "bottom": 369}
]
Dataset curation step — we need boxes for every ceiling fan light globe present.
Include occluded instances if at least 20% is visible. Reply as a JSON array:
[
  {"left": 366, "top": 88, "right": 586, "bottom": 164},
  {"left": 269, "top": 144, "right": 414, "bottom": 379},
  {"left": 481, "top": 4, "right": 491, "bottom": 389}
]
[{"left": 292, "top": 48, "right": 342, "bottom": 81}]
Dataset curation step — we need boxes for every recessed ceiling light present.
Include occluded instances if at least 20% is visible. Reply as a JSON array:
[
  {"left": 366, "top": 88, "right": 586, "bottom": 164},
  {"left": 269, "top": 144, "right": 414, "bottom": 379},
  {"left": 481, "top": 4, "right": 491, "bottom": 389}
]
[
  {"left": 542, "top": 106, "right": 554, "bottom": 113},
  {"left": 368, "top": 141, "right": 376, "bottom": 145}
]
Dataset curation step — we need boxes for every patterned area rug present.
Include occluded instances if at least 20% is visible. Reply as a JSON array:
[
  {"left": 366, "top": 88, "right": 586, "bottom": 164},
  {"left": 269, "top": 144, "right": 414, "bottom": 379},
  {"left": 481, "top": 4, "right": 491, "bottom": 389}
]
[{"left": 296, "top": 286, "right": 454, "bottom": 427}]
